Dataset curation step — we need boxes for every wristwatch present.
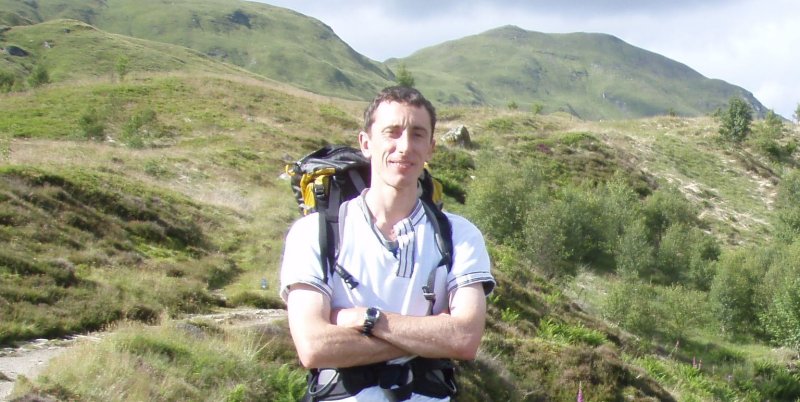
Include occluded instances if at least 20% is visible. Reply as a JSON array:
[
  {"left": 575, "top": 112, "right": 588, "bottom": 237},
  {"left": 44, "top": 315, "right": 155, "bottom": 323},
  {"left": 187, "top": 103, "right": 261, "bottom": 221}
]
[{"left": 362, "top": 307, "right": 381, "bottom": 336}]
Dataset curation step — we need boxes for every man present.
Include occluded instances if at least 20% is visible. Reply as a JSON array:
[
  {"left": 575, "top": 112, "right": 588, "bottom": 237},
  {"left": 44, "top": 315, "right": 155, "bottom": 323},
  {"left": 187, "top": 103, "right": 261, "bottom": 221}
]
[{"left": 280, "top": 86, "right": 495, "bottom": 401}]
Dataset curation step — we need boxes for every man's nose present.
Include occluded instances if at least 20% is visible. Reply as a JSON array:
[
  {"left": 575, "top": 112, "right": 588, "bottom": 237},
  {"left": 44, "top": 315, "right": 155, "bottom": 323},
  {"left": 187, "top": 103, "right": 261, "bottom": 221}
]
[{"left": 396, "top": 130, "right": 411, "bottom": 152}]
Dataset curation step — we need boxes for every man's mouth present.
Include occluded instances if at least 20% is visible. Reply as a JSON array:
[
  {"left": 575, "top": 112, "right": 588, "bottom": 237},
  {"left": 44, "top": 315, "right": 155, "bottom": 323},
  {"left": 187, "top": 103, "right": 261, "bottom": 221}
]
[{"left": 389, "top": 159, "right": 413, "bottom": 168}]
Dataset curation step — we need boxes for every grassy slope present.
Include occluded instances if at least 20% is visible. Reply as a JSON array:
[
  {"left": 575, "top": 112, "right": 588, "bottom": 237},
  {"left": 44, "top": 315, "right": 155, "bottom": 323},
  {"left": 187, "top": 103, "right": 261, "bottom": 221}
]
[
  {"left": 4, "top": 71, "right": 799, "bottom": 400},
  {"left": 1, "top": 13, "right": 799, "bottom": 402},
  {"left": 0, "top": 18, "right": 264, "bottom": 87},
  {"left": 0, "top": 0, "right": 395, "bottom": 100},
  {"left": 387, "top": 26, "right": 765, "bottom": 119}
]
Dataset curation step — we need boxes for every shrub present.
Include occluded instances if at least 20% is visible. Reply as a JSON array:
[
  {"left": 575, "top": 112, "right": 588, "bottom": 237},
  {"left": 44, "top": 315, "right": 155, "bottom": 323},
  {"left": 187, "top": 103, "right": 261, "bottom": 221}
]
[
  {"left": 464, "top": 156, "right": 543, "bottom": 246},
  {"left": 27, "top": 64, "right": 50, "bottom": 88},
  {"left": 429, "top": 146, "right": 475, "bottom": 203},
  {"left": 718, "top": 97, "right": 753, "bottom": 143},
  {"left": 655, "top": 223, "right": 719, "bottom": 289},
  {"left": 395, "top": 63, "right": 415, "bottom": 88},
  {"left": 760, "top": 276, "right": 800, "bottom": 351},
  {"left": 0, "top": 70, "right": 15, "bottom": 92},
  {"left": 641, "top": 188, "right": 699, "bottom": 240},
  {"left": 537, "top": 317, "right": 606, "bottom": 346},
  {"left": 227, "top": 290, "right": 284, "bottom": 309},
  {"left": 657, "top": 284, "right": 713, "bottom": 341},
  {"left": 79, "top": 108, "right": 106, "bottom": 141},
  {"left": 750, "top": 110, "right": 789, "bottom": 160},
  {"left": 115, "top": 56, "right": 130, "bottom": 81},
  {"left": 709, "top": 247, "right": 769, "bottom": 337},
  {"left": 604, "top": 281, "right": 712, "bottom": 341},
  {"left": 121, "top": 108, "right": 174, "bottom": 148},
  {"left": 774, "top": 170, "right": 800, "bottom": 243},
  {"left": 602, "top": 281, "right": 658, "bottom": 336},
  {"left": 545, "top": 185, "right": 610, "bottom": 267},
  {"left": 485, "top": 117, "right": 516, "bottom": 132},
  {"left": 615, "top": 218, "right": 655, "bottom": 279}
]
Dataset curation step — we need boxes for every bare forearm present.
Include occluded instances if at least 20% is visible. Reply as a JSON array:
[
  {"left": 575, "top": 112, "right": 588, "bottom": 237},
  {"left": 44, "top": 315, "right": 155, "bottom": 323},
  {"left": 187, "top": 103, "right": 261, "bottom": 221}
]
[
  {"left": 371, "top": 312, "right": 483, "bottom": 360},
  {"left": 332, "top": 285, "right": 487, "bottom": 361},
  {"left": 295, "top": 323, "right": 408, "bottom": 368}
]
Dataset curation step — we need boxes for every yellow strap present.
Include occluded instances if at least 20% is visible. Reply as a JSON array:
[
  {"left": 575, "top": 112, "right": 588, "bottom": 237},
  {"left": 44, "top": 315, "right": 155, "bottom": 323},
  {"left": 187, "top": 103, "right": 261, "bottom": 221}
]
[{"left": 298, "top": 168, "right": 337, "bottom": 215}]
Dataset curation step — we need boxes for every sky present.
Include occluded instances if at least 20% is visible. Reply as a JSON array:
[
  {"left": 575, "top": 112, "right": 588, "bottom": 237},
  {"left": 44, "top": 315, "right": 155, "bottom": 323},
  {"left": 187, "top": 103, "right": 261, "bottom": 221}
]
[{"left": 255, "top": 0, "right": 798, "bottom": 119}]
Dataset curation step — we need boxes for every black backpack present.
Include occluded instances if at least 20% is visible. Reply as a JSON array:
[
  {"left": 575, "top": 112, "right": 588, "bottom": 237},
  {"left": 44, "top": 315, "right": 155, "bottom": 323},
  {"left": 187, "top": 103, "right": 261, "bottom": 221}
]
[{"left": 286, "top": 145, "right": 453, "bottom": 313}]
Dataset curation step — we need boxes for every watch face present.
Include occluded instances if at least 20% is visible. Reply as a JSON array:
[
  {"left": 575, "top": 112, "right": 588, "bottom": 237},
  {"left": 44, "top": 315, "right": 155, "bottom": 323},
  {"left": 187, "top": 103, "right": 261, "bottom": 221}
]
[
  {"left": 367, "top": 307, "right": 379, "bottom": 319},
  {"left": 363, "top": 307, "right": 380, "bottom": 336}
]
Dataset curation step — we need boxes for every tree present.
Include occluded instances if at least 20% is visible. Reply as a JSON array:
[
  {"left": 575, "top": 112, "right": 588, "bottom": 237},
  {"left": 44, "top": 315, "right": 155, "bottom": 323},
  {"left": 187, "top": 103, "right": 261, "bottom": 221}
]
[
  {"left": 395, "top": 63, "right": 415, "bottom": 88},
  {"left": 718, "top": 97, "right": 753, "bottom": 143},
  {"left": 762, "top": 109, "right": 786, "bottom": 138},
  {"left": 709, "top": 248, "right": 765, "bottom": 336},
  {"left": 751, "top": 109, "right": 789, "bottom": 160},
  {"left": 115, "top": 56, "right": 130, "bottom": 81},
  {"left": 794, "top": 102, "right": 800, "bottom": 124},
  {"left": 774, "top": 170, "right": 800, "bottom": 243}
]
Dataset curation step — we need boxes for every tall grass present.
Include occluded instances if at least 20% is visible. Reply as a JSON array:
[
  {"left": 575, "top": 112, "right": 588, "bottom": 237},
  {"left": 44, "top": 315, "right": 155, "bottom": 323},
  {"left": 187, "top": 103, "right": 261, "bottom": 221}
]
[{"left": 12, "top": 319, "right": 306, "bottom": 401}]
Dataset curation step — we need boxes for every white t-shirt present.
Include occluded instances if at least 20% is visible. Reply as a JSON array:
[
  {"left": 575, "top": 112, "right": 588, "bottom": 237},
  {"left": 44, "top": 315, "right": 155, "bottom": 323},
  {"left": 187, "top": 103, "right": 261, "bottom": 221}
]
[
  {"left": 280, "top": 194, "right": 495, "bottom": 401},
  {"left": 280, "top": 195, "right": 494, "bottom": 311}
]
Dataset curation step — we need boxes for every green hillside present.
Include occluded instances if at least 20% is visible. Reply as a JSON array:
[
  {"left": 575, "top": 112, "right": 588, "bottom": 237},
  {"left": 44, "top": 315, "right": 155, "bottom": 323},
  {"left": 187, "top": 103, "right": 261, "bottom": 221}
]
[
  {"left": 1, "top": 5, "right": 800, "bottom": 402},
  {"left": 2, "top": 66, "right": 800, "bottom": 399},
  {"left": 389, "top": 25, "right": 765, "bottom": 119},
  {"left": 1, "top": 1, "right": 769, "bottom": 121},
  {"left": 0, "top": 19, "right": 266, "bottom": 90},
  {"left": 0, "top": 0, "right": 395, "bottom": 99}
]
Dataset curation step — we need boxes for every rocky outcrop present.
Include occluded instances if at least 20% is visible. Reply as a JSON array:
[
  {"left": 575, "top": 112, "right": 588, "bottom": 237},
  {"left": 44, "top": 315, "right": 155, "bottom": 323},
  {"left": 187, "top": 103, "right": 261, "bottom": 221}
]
[{"left": 440, "top": 124, "right": 472, "bottom": 148}]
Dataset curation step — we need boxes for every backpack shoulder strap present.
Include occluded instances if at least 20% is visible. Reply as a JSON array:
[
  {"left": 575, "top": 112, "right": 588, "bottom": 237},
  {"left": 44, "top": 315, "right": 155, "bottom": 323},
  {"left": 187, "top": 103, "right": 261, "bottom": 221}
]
[
  {"left": 318, "top": 203, "right": 360, "bottom": 290},
  {"left": 420, "top": 199, "right": 454, "bottom": 315},
  {"left": 318, "top": 210, "right": 334, "bottom": 284},
  {"left": 420, "top": 199, "right": 453, "bottom": 271}
]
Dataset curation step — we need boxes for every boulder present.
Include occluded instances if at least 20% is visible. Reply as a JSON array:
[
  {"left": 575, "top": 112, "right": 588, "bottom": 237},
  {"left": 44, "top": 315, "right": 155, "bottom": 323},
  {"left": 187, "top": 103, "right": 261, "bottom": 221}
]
[
  {"left": 440, "top": 124, "right": 472, "bottom": 148},
  {"left": 4, "top": 45, "right": 28, "bottom": 57}
]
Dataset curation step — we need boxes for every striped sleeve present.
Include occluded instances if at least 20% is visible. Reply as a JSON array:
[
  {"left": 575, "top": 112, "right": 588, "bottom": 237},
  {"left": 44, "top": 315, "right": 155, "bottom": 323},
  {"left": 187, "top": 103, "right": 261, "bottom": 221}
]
[
  {"left": 279, "top": 213, "right": 333, "bottom": 303},
  {"left": 444, "top": 213, "right": 495, "bottom": 296}
]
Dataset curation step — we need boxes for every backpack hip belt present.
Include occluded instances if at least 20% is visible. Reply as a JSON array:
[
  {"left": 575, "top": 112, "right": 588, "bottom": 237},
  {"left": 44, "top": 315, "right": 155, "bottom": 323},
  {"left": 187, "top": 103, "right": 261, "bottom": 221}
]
[{"left": 303, "top": 358, "right": 457, "bottom": 401}]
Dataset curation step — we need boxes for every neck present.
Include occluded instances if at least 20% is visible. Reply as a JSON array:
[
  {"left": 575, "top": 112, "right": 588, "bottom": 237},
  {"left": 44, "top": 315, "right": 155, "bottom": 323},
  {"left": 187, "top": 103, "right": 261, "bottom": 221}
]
[{"left": 364, "top": 185, "right": 418, "bottom": 240}]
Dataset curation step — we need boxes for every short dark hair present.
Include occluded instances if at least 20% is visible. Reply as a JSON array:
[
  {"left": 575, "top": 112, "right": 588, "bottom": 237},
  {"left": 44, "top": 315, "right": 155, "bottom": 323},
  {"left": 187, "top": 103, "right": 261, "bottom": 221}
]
[{"left": 363, "top": 86, "right": 437, "bottom": 135}]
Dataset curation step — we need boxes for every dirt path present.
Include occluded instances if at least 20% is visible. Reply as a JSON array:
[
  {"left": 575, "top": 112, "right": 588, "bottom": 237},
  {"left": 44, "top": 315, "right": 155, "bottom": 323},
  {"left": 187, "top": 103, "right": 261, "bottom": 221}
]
[
  {"left": 0, "top": 335, "right": 103, "bottom": 402},
  {"left": 0, "top": 309, "right": 286, "bottom": 401}
]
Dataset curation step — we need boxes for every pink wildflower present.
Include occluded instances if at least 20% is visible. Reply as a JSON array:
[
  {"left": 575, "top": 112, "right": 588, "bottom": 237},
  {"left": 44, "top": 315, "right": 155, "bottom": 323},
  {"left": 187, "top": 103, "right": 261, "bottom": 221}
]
[{"left": 577, "top": 381, "right": 584, "bottom": 402}]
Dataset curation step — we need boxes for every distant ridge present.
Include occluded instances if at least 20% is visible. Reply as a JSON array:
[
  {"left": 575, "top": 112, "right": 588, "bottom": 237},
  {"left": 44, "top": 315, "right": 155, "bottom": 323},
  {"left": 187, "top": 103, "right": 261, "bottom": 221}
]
[
  {"left": 388, "top": 25, "right": 765, "bottom": 119},
  {"left": 0, "top": 2, "right": 766, "bottom": 120}
]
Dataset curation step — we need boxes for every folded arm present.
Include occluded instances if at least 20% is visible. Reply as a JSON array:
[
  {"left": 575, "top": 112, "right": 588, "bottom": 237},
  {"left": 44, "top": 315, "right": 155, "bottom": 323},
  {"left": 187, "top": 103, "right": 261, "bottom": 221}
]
[
  {"left": 287, "top": 282, "right": 487, "bottom": 369},
  {"left": 287, "top": 283, "right": 407, "bottom": 368},
  {"left": 335, "top": 283, "right": 487, "bottom": 360}
]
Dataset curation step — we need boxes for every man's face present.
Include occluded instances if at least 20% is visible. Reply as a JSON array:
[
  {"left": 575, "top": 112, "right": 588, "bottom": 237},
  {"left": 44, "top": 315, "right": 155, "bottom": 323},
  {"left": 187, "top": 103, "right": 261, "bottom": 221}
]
[{"left": 359, "top": 101, "right": 435, "bottom": 192}]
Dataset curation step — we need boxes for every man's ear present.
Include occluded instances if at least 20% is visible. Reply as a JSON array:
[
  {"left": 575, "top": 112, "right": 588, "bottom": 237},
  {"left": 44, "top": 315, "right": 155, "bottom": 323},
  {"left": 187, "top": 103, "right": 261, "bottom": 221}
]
[
  {"left": 358, "top": 131, "right": 371, "bottom": 158},
  {"left": 425, "top": 137, "right": 436, "bottom": 162}
]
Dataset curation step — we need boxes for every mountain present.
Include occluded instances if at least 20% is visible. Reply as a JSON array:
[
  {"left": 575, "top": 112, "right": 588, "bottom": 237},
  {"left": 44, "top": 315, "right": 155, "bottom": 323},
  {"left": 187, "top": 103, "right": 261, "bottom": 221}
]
[
  {"left": 0, "top": 0, "right": 395, "bottom": 100},
  {"left": 387, "top": 25, "right": 765, "bottom": 119},
  {"left": 1, "top": 2, "right": 767, "bottom": 120}
]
